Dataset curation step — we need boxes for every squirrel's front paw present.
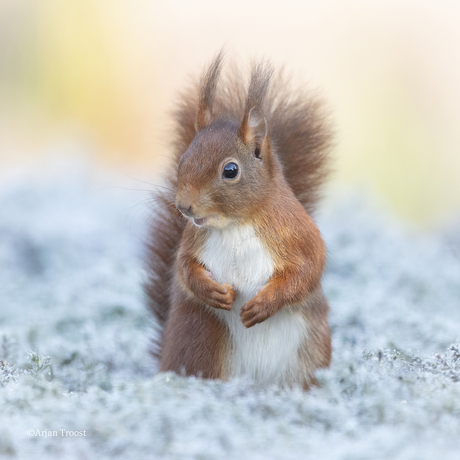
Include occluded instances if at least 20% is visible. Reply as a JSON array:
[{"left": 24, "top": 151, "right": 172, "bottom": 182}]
[
  {"left": 201, "top": 281, "right": 236, "bottom": 311},
  {"left": 240, "top": 298, "right": 271, "bottom": 328}
]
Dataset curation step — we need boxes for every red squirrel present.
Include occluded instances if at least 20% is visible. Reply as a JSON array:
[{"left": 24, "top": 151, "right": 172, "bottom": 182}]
[{"left": 145, "top": 52, "right": 333, "bottom": 389}]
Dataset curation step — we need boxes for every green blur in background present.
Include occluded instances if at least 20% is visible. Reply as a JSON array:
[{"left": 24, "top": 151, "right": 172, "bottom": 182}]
[{"left": 1, "top": 0, "right": 459, "bottom": 227}]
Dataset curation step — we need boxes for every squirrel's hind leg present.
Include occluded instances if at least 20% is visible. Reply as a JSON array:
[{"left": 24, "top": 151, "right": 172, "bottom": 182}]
[
  {"left": 297, "top": 289, "right": 332, "bottom": 389},
  {"left": 160, "top": 293, "right": 229, "bottom": 379}
]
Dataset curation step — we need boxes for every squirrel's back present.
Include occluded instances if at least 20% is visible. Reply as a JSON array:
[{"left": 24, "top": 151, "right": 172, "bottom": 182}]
[{"left": 145, "top": 53, "right": 333, "bottom": 360}]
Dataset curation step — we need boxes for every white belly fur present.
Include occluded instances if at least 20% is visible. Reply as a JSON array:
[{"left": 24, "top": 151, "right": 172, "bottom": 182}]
[{"left": 200, "top": 224, "right": 307, "bottom": 386}]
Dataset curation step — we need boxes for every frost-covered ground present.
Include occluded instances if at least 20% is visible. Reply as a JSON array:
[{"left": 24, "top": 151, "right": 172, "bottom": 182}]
[{"left": 1, "top": 161, "right": 460, "bottom": 459}]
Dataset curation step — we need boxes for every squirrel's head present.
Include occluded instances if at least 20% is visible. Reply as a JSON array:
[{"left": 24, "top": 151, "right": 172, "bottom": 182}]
[
  {"left": 175, "top": 53, "right": 280, "bottom": 229},
  {"left": 176, "top": 116, "right": 278, "bottom": 229}
]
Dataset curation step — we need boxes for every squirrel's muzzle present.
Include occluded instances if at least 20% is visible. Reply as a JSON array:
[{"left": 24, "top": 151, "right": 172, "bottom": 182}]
[{"left": 175, "top": 184, "right": 201, "bottom": 218}]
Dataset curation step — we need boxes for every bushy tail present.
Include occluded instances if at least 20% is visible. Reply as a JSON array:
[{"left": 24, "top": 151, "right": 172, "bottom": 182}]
[
  {"left": 265, "top": 71, "right": 333, "bottom": 215},
  {"left": 144, "top": 185, "right": 184, "bottom": 359},
  {"left": 145, "top": 52, "right": 333, "bottom": 359}
]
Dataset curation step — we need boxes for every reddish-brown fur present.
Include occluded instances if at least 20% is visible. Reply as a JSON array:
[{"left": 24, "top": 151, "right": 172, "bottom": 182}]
[
  {"left": 161, "top": 290, "right": 229, "bottom": 378},
  {"left": 145, "top": 51, "right": 333, "bottom": 384},
  {"left": 241, "top": 180, "right": 327, "bottom": 328}
]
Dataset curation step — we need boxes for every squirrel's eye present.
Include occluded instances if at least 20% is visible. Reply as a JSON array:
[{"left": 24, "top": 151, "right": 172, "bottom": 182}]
[{"left": 222, "top": 162, "right": 239, "bottom": 179}]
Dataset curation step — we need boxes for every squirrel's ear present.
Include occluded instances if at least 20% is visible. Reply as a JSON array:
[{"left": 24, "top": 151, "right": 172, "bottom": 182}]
[
  {"left": 196, "top": 51, "right": 224, "bottom": 132},
  {"left": 239, "top": 108, "right": 271, "bottom": 157},
  {"left": 239, "top": 107, "right": 260, "bottom": 144},
  {"left": 238, "top": 61, "right": 273, "bottom": 146}
]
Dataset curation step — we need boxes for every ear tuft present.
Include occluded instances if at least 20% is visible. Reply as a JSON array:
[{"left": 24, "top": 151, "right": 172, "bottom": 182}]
[
  {"left": 196, "top": 50, "right": 225, "bottom": 132},
  {"left": 238, "top": 61, "right": 273, "bottom": 144}
]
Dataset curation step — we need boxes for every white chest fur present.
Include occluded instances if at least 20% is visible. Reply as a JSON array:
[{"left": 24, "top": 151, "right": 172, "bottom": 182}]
[{"left": 200, "top": 224, "right": 307, "bottom": 386}]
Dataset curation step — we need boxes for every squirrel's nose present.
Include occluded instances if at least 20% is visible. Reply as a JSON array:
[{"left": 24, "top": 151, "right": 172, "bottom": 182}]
[{"left": 176, "top": 203, "right": 193, "bottom": 217}]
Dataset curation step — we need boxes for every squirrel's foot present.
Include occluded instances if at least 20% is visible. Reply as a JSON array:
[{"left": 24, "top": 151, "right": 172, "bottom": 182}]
[
  {"left": 201, "top": 280, "right": 236, "bottom": 311},
  {"left": 240, "top": 297, "right": 272, "bottom": 328}
]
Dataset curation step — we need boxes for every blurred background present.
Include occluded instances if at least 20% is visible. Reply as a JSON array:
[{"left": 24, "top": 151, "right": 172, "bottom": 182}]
[{"left": 1, "top": 0, "right": 460, "bottom": 228}]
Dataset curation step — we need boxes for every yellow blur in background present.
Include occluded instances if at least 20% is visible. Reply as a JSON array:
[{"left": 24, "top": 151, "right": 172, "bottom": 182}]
[{"left": 1, "top": 0, "right": 460, "bottom": 227}]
